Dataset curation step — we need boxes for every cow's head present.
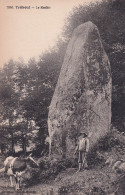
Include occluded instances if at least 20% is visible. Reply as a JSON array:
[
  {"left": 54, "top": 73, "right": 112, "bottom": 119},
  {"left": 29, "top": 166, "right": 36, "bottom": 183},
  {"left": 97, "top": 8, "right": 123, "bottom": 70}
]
[{"left": 26, "top": 154, "right": 39, "bottom": 168}]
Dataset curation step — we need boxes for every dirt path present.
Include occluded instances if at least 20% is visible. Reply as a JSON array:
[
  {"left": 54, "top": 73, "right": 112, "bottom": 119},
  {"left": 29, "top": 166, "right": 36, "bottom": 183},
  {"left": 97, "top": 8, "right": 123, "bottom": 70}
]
[{"left": 0, "top": 175, "right": 58, "bottom": 195}]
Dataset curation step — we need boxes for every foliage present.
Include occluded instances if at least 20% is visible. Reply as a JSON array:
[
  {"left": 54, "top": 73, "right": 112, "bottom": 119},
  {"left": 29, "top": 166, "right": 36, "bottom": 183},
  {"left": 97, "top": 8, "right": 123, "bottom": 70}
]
[
  {"left": 0, "top": 46, "right": 65, "bottom": 155},
  {"left": 25, "top": 156, "right": 76, "bottom": 186}
]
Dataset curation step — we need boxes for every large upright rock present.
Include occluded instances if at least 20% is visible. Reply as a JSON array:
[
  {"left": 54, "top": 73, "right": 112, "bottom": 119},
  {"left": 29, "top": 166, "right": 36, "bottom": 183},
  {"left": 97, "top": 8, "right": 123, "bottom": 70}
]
[{"left": 48, "top": 21, "right": 111, "bottom": 159}]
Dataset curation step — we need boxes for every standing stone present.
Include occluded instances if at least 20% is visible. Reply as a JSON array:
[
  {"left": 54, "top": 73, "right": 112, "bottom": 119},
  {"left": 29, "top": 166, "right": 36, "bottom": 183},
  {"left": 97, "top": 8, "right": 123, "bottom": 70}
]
[{"left": 48, "top": 21, "right": 112, "bottom": 159}]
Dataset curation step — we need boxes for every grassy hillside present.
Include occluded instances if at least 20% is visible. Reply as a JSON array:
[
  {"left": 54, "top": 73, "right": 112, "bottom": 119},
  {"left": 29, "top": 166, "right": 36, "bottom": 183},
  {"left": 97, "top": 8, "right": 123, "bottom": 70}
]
[{"left": 0, "top": 128, "right": 125, "bottom": 195}]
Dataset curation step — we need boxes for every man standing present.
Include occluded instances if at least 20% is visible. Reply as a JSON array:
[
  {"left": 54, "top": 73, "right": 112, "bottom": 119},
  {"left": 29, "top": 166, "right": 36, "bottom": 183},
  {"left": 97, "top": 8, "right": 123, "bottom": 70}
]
[{"left": 75, "top": 132, "right": 89, "bottom": 171}]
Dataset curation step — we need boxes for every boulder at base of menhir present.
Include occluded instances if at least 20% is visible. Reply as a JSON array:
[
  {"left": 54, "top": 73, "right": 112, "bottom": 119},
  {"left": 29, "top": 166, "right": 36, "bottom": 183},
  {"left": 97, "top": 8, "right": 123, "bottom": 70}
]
[{"left": 48, "top": 21, "right": 112, "bottom": 159}]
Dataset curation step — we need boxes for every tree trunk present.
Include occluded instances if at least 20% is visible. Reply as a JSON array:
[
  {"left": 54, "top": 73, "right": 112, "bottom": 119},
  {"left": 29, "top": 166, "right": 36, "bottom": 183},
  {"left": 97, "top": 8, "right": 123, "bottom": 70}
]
[
  {"left": 9, "top": 120, "right": 15, "bottom": 155},
  {"left": 22, "top": 135, "right": 27, "bottom": 157},
  {"left": 11, "top": 133, "right": 15, "bottom": 155},
  {"left": 39, "top": 128, "right": 44, "bottom": 152},
  {"left": 0, "top": 144, "right": 5, "bottom": 154}
]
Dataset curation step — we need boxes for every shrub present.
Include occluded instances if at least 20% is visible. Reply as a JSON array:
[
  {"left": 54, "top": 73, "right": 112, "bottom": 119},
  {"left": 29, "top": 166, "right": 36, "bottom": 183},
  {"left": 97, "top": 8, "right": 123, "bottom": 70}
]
[{"left": 24, "top": 156, "right": 77, "bottom": 186}]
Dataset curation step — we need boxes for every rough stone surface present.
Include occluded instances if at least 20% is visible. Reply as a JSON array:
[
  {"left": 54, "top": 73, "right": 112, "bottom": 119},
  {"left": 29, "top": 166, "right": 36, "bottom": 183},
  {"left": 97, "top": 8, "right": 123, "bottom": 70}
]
[{"left": 48, "top": 21, "right": 112, "bottom": 159}]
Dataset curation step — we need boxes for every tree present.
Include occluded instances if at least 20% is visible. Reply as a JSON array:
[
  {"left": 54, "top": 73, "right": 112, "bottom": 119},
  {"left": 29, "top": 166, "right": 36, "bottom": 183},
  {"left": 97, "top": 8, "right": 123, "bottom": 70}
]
[{"left": 0, "top": 60, "right": 19, "bottom": 154}]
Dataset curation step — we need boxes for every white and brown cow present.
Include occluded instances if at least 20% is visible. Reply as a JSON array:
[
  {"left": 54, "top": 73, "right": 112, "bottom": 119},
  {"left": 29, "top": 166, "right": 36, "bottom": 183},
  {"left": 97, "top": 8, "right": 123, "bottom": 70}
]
[{"left": 0, "top": 155, "right": 39, "bottom": 190}]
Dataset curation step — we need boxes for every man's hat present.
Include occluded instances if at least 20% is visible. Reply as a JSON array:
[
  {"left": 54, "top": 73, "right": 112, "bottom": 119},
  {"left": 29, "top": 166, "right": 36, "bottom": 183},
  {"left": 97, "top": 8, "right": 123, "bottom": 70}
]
[{"left": 80, "top": 132, "right": 87, "bottom": 137}]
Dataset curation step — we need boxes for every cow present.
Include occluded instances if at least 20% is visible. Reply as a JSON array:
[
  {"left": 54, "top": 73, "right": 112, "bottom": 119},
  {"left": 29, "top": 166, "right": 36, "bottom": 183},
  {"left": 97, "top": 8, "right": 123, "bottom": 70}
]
[{"left": 0, "top": 154, "right": 39, "bottom": 190}]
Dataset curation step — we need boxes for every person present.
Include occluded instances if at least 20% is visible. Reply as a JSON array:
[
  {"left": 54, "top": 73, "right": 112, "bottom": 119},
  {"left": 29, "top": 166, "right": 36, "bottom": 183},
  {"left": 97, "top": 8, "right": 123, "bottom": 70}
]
[{"left": 75, "top": 132, "right": 89, "bottom": 171}]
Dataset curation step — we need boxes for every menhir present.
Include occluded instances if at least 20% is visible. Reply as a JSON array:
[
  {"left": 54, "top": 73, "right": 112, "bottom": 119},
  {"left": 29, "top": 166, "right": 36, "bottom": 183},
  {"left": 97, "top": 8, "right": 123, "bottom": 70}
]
[{"left": 48, "top": 21, "right": 112, "bottom": 159}]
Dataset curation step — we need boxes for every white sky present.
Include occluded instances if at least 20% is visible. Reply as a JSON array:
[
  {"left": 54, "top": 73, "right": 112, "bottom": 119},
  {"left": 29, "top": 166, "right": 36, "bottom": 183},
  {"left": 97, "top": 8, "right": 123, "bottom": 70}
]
[{"left": 0, "top": 0, "right": 99, "bottom": 67}]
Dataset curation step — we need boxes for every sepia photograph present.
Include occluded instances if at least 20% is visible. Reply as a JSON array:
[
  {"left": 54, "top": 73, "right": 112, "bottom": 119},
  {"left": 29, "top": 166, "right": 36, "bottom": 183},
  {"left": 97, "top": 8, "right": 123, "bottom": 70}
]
[{"left": 0, "top": 0, "right": 125, "bottom": 194}]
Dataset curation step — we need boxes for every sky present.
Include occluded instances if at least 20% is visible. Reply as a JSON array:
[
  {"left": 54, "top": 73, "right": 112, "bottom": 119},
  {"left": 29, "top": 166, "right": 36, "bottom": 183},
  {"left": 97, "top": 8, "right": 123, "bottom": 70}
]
[{"left": 0, "top": 0, "right": 99, "bottom": 67}]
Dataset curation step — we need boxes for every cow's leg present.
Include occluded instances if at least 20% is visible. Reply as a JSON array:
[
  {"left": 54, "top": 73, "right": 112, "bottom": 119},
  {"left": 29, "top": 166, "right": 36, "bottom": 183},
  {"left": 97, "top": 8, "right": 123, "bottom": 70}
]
[
  {"left": 15, "top": 177, "right": 20, "bottom": 190},
  {"left": 15, "top": 176, "right": 19, "bottom": 190},
  {"left": 10, "top": 175, "right": 14, "bottom": 187},
  {"left": 18, "top": 177, "right": 21, "bottom": 189}
]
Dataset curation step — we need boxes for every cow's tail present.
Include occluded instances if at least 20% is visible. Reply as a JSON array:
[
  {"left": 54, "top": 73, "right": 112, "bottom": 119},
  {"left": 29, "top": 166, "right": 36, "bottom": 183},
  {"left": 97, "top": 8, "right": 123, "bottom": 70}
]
[{"left": 0, "top": 167, "right": 5, "bottom": 173}]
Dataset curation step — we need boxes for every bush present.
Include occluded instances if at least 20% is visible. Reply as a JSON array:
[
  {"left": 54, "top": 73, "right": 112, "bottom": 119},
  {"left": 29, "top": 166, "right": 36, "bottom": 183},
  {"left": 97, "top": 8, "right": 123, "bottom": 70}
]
[{"left": 24, "top": 156, "right": 77, "bottom": 186}]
